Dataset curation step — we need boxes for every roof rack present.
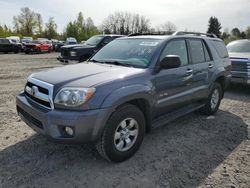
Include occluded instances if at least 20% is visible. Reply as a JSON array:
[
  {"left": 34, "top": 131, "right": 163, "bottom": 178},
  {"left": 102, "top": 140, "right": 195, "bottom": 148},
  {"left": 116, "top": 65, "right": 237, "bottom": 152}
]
[
  {"left": 172, "top": 31, "right": 217, "bottom": 38},
  {"left": 128, "top": 31, "right": 172, "bottom": 37}
]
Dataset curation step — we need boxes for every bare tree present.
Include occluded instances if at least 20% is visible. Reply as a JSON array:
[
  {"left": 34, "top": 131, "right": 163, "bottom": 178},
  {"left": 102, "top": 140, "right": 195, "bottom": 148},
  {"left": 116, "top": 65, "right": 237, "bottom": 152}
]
[
  {"left": 101, "top": 11, "right": 151, "bottom": 35},
  {"left": 157, "top": 21, "right": 177, "bottom": 34},
  {"left": 13, "top": 7, "right": 39, "bottom": 36}
]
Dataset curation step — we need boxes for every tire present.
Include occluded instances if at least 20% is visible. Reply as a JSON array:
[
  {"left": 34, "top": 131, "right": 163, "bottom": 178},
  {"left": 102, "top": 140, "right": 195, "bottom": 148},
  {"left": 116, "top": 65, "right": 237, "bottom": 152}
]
[
  {"left": 37, "top": 48, "right": 41, "bottom": 54},
  {"left": 48, "top": 48, "right": 51, "bottom": 53},
  {"left": 14, "top": 47, "right": 20, "bottom": 54},
  {"left": 96, "top": 104, "right": 145, "bottom": 162},
  {"left": 199, "top": 82, "right": 223, "bottom": 115}
]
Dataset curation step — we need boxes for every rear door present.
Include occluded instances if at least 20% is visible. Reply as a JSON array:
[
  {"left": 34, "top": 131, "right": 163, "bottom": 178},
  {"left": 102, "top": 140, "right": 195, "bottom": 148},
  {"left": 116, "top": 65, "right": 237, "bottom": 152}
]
[
  {"left": 187, "top": 39, "right": 213, "bottom": 101},
  {"left": 154, "top": 38, "right": 194, "bottom": 117}
]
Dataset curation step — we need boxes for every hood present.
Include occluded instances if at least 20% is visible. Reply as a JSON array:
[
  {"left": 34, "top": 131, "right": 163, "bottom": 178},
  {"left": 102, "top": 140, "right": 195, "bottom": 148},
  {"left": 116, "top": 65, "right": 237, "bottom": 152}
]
[
  {"left": 229, "top": 52, "right": 250, "bottom": 59},
  {"left": 61, "top": 44, "right": 87, "bottom": 49},
  {"left": 32, "top": 62, "right": 145, "bottom": 88}
]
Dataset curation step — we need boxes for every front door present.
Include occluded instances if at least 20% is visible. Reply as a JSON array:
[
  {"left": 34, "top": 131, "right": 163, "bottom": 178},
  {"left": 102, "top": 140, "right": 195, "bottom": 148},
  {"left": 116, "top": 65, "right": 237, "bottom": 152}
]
[{"left": 154, "top": 39, "right": 194, "bottom": 118}]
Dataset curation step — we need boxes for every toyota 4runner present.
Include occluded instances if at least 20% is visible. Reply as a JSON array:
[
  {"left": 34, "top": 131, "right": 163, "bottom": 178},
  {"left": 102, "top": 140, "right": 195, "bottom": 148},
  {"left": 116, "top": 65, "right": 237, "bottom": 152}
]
[{"left": 16, "top": 31, "right": 231, "bottom": 162}]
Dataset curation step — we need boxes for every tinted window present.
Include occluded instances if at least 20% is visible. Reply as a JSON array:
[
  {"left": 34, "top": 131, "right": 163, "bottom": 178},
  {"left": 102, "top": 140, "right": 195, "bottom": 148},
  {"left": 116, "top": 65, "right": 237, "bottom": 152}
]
[
  {"left": 203, "top": 42, "right": 212, "bottom": 61},
  {"left": 227, "top": 40, "right": 250, "bottom": 53},
  {"left": 102, "top": 37, "right": 113, "bottom": 44},
  {"left": 212, "top": 40, "right": 228, "bottom": 58},
  {"left": 160, "top": 40, "right": 188, "bottom": 66},
  {"left": 189, "top": 39, "right": 205, "bottom": 64}
]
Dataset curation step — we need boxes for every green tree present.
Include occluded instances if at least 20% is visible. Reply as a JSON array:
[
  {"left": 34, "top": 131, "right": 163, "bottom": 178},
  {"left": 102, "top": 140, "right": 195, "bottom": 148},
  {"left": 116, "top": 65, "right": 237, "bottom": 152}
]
[
  {"left": 64, "top": 12, "right": 99, "bottom": 41},
  {"left": 43, "top": 17, "right": 58, "bottom": 39},
  {"left": 246, "top": 27, "right": 250, "bottom": 39},
  {"left": 231, "top": 28, "right": 241, "bottom": 39},
  {"left": 207, "top": 17, "right": 222, "bottom": 38}
]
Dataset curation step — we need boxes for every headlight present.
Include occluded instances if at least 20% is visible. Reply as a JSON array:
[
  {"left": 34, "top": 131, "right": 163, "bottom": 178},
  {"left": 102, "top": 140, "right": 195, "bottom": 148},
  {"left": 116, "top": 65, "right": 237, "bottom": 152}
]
[
  {"left": 70, "top": 51, "right": 77, "bottom": 56},
  {"left": 54, "top": 87, "right": 95, "bottom": 107}
]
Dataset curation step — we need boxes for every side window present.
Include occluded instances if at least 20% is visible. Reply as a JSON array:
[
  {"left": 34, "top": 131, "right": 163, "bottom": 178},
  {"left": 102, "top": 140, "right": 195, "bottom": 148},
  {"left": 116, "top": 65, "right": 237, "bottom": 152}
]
[
  {"left": 189, "top": 39, "right": 205, "bottom": 64},
  {"left": 160, "top": 40, "right": 188, "bottom": 66},
  {"left": 202, "top": 41, "right": 212, "bottom": 62},
  {"left": 212, "top": 40, "right": 229, "bottom": 58},
  {"left": 102, "top": 37, "right": 112, "bottom": 44}
]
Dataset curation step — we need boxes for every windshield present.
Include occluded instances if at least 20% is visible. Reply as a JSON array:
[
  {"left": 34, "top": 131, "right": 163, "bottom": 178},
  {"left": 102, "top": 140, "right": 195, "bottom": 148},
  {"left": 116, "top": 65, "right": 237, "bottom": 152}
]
[
  {"left": 85, "top": 36, "right": 104, "bottom": 46},
  {"left": 90, "top": 38, "right": 162, "bottom": 68},
  {"left": 227, "top": 40, "right": 250, "bottom": 53}
]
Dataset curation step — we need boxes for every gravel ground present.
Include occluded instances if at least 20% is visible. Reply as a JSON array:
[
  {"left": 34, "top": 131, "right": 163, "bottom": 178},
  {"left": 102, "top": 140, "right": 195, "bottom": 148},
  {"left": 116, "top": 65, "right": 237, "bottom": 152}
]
[{"left": 0, "top": 53, "right": 249, "bottom": 188}]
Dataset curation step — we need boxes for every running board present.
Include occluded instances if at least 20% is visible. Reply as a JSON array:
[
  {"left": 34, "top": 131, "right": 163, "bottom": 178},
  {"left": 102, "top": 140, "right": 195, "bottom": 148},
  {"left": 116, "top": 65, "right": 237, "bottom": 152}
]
[{"left": 152, "top": 103, "right": 205, "bottom": 129}]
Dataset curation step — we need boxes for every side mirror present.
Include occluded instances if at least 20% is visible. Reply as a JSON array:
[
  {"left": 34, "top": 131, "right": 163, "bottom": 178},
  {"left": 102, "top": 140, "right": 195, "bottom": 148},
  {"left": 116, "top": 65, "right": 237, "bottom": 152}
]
[{"left": 160, "top": 55, "right": 181, "bottom": 69}]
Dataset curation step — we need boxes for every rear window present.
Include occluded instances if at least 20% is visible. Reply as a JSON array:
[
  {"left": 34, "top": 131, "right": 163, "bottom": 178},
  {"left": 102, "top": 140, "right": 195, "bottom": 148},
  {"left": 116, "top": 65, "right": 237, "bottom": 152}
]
[{"left": 211, "top": 40, "right": 228, "bottom": 58}]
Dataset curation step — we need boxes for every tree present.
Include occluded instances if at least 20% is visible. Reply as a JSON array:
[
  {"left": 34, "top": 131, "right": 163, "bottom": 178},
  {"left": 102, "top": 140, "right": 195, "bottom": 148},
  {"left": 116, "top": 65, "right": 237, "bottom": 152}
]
[
  {"left": 157, "top": 21, "right": 177, "bottom": 34},
  {"left": 231, "top": 28, "right": 241, "bottom": 39},
  {"left": 36, "top": 13, "right": 43, "bottom": 36},
  {"left": 13, "top": 7, "right": 39, "bottom": 36},
  {"left": 101, "top": 11, "right": 151, "bottom": 35},
  {"left": 246, "top": 27, "right": 250, "bottom": 39},
  {"left": 64, "top": 12, "right": 99, "bottom": 41},
  {"left": 0, "top": 24, "right": 14, "bottom": 37},
  {"left": 207, "top": 17, "right": 222, "bottom": 38},
  {"left": 43, "top": 17, "right": 58, "bottom": 39}
]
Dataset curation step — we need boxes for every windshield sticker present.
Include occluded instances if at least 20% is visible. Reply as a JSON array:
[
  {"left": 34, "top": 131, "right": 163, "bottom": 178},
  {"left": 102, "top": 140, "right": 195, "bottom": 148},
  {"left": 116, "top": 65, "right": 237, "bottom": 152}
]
[{"left": 139, "top": 41, "right": 159, "bottom": 46}]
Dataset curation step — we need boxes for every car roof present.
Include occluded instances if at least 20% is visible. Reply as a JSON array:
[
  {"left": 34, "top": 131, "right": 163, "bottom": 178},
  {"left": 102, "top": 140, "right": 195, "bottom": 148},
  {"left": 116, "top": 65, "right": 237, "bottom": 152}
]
[{"left": 121, "top": 35, "right": 171, "bottom": 40}]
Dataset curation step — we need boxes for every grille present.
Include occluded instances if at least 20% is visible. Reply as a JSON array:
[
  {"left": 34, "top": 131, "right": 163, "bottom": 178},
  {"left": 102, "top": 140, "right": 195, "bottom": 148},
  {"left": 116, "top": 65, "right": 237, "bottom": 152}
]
[
  {"left": 61, "top": 48, "right": 70, "bottom": 57},
  {"left": 17, "top": 106, "right": 43, "bottom": 129},
  {"left": 231, "top": 59, "right": 250, "bottom": 72},
  {"left": 24, "top": 78, "right": 53, "bottom": 110}
]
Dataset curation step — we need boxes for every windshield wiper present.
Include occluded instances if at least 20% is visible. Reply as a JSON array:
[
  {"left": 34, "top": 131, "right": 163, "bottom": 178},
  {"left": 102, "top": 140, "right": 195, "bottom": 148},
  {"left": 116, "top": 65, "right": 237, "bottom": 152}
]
[{"left": 90, "top": 59, "right": 131, "bottom": 67}]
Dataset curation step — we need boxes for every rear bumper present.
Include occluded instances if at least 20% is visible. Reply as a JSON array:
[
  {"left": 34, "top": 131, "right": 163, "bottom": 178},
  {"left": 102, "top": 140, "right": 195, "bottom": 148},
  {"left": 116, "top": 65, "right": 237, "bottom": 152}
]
[{"left": 16, "top": 92, "right": 113, "bottom": 144}]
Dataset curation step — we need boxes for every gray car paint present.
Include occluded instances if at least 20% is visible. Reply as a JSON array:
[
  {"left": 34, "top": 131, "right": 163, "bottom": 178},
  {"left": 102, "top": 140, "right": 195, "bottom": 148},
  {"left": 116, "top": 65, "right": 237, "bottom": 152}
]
[{"left": 16, "top": 35, "right": 231, "bottom": 143}]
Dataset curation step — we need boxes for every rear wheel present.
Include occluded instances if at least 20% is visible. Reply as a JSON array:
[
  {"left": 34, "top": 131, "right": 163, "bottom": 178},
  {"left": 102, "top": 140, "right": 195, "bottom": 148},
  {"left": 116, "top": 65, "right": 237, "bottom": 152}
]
[
  {"left": 96, "top": 104, "right": 145, "bottom": 162},
  {"left": 200, "top": 82, "right": 223, "bottom": 115}
]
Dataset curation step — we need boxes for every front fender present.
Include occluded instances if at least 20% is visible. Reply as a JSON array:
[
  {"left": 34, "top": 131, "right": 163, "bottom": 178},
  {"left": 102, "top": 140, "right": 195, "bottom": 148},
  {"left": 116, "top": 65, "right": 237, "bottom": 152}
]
[{"left": 101, "top": 84, "right": 153, "bottom": 109}]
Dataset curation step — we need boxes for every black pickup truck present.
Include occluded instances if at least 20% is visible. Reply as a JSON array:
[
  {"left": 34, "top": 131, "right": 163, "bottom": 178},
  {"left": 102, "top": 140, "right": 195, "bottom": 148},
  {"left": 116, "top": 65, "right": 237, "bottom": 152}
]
[
  {"left": 57, "top": 34, "right": 123, "bottom": 63},
  {"left": 0, "top": 38, "right": 22, "bottom": 53}
]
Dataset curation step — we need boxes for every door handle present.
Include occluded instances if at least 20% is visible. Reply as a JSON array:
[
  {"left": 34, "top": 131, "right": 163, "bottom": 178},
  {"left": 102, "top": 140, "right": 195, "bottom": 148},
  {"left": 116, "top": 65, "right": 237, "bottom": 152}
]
[
  {"left": 186, "top": 69, "right": 193, "bottom": 75},
  {"left": 208, "top": 64, "right": 214, "bottom": 69}
]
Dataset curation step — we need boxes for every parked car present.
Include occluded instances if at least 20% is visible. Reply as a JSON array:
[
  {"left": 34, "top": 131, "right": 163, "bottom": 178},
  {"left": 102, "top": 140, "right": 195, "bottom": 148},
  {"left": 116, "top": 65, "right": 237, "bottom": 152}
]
[
  {"left": 66, "top": 37, "right": 77, "bottom": 45},
  {"left": 57, "top": 34, "right": 123, "bottom": 63},
  {"left": 22, "top": 37, "right": 33, "bottom": 43},
  {"left": 227, "top": 39, "right": 250, "bottom": 85},
  {"left": 7, "top": 36, "right": 21, "bottom": 43},
  {"left": 23, "top": 40, "right": 53, "bottom": 54},
  {"left": 16, "top": 32, "right": 231, "bottom": 162},
  {"left": 0, "top": 38, "right": 22, "bottom": 53},
  {"left": 55, "top": 41, "right": 65, "bottom": 52}
]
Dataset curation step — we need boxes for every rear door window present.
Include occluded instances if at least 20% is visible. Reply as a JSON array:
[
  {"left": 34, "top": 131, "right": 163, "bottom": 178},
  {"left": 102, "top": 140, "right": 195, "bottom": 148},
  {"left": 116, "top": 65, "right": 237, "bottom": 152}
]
[{"left": 189, "top": 39, "right": 205, "bottom": 64}]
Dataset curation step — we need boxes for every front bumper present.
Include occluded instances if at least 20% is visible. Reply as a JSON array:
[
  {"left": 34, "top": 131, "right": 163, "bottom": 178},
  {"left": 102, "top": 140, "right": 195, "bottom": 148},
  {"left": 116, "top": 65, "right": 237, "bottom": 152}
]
[
  {"left": 16, "top": 92, "right": 112, "bottom": 144},
  {"left": 231, "top": 75, "right": 250, "bottom": 85}
]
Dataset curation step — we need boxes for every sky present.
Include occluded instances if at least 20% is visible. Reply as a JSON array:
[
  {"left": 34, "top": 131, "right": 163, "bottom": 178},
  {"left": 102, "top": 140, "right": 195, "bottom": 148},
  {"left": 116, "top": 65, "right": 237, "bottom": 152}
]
[{"left": 0, "top": 0, "right": 249, "bottom": 33}]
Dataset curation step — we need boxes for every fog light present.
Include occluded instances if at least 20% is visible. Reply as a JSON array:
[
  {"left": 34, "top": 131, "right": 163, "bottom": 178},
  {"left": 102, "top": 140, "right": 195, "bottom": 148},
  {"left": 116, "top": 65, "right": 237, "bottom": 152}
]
[{"left": 65, "top": 126, "right": 74, "bottom": 136}]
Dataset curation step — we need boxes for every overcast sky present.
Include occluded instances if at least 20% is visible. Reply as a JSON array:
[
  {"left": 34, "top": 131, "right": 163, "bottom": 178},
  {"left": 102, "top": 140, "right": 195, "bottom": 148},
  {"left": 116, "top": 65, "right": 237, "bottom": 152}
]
[{"left": 0, "top": 0, "right": 249, "bottom": 33}]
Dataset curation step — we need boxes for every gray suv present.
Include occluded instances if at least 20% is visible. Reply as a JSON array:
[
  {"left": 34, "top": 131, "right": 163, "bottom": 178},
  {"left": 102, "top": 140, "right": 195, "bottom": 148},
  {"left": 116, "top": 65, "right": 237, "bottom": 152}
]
[{"left": 16, "top": 32, "right": 231, "bottom": 162}]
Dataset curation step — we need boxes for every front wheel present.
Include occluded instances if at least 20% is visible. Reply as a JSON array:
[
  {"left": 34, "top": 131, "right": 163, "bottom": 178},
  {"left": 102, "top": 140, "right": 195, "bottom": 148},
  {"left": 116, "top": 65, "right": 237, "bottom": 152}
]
[
  {"left": 200, "top": 82, "right": 223, "bottom": 115},
  {"left": 96, "top": 104, "right": 145, "bottom": 162}
]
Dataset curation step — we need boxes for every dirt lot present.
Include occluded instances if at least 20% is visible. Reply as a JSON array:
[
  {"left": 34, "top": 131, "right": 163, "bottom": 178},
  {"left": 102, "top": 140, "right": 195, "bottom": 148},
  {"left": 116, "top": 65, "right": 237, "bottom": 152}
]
[{"left": 0, "top": 53, "right": 249, "bottom": 188}]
